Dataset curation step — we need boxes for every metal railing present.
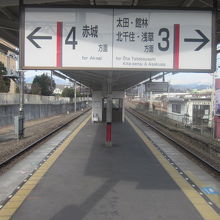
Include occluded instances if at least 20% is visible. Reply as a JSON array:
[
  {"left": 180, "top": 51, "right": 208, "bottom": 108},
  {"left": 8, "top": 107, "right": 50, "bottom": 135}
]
[{"left": 127, "top": 102, "right": 214, "bottom": 139}]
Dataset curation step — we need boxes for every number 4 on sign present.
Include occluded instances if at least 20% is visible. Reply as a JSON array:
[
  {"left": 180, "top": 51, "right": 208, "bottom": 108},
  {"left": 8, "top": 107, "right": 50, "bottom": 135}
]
[{"left": 65, "top": 27, "right": 78, "bottom": 49}]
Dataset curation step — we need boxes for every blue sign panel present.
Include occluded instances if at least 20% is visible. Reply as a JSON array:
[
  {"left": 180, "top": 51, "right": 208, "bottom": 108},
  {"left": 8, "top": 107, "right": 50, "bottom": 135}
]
[{"left": 201, "top": 187, "right": 220, "bottom": 195}]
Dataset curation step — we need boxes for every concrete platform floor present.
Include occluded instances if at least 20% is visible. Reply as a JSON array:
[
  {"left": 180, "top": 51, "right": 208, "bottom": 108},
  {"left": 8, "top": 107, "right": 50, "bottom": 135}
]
[
  {"left": 8, "top": 118, "right": 211, "bottom": 220},
  {"left": 0, "top": 111, "right": 91, "bottom": 206}
]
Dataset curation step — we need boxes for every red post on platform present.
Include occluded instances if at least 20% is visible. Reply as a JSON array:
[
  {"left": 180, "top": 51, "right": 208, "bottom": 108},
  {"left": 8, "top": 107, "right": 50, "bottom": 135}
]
[{"left": 106, "top": 122, "right": 112, "bottom": 143}]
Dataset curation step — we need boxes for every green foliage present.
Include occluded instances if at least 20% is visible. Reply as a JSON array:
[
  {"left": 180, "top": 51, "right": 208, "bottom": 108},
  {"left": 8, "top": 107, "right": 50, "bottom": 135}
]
[
  {"left": 61, "top": 87, "right": 89, "bottom": 98},
  {"left": 31, "top": 73, "right": 56, "bottom": 96},
  {"left": 76, "top": 91, "right": 87, "bottom": 97},
  {"left": 0, "top": 62, "right": 10, "bottom": 93},
  {"left": 62, "top": 87, "right": 75, "bottom": 98}
]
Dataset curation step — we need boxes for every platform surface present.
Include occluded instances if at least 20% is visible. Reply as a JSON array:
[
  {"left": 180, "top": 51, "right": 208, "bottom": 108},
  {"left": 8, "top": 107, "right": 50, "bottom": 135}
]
[{"left": 10, "top": 119, "right": 205, "bottom": 220}]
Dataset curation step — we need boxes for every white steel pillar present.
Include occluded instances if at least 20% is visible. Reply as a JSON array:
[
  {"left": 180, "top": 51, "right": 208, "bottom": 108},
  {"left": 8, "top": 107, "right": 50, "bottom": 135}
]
[
  {"left": 74, "top": 81, "right": 77, "bottom": 112},
  {"left": 149, "top": 91, "right": 153, "bottom": 111}
]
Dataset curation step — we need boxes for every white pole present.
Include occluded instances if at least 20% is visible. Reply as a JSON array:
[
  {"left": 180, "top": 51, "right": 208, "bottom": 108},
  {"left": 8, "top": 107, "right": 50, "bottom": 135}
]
[{"left": 74, "top": 82, "right": 77, "bottom": 112}]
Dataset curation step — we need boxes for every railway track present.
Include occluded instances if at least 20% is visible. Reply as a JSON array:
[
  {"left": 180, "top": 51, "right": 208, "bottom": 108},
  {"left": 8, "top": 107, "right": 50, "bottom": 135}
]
[
  {"left": 0, "top": 108, "right": 91, "bottom": 168},
  {"left": 126, "top": 107, "right": 220, "bottom": 174}
]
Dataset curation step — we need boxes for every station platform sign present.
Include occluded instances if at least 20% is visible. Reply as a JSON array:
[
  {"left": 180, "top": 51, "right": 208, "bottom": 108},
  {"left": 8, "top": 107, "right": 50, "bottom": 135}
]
[{"left": 20, "top": 7, "right": 215, "bottom": 72}]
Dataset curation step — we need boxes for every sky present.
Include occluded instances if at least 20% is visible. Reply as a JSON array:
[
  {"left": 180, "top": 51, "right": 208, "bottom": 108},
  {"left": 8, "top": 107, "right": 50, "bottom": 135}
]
[
  {"left": 161, "top": 72, "right": 213, "bottom": 85},
  {"left": 25, "top": 70, "right": 69, "bottom": 85}
]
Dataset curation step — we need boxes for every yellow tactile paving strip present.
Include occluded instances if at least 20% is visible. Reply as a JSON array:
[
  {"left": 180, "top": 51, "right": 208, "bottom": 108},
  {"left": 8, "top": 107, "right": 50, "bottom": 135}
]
[
  {"left": 126, "top": 116, "right": 220, "bottom": 220},
  {"left": 0, "top": 115, "right": 91, "bottom": 220},
  {"left": 185, "top": 171, "right": 220, "bottom": 209}
]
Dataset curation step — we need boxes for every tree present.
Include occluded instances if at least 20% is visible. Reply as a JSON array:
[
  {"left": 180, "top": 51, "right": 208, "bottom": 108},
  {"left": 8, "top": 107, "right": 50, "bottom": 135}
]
[
  {"left": 31, "top": 73, "right": 55, "bottom": 96},
  {"left": 62, "top": 87, "right": 75, "bottom": 98},
  {"left": 16, "top": 82, "right": 30, "bottom": 94},
  {"left": 0, "top": 61, "right": 10, "bottom": 93}
]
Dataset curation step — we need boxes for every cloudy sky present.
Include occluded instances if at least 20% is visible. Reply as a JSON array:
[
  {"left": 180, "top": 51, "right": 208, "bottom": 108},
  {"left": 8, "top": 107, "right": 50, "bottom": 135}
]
[{"left": 163, "top": 72, "right": 213, "bottom": 85}]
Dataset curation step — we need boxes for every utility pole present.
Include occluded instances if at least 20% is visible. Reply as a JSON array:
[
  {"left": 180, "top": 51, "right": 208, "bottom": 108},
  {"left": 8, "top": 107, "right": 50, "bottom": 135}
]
[
  {"left": 18, "top": 70, "right": 25, "bottom": 139},
  {"left": 3, "top": 52, "right": 24, "bottom": 139},
  {"left": 4, "top": 70, "right": 25, "bottom": 139},
  {"left": 14, "top": 0, "right": 25, "bottom": 139}
]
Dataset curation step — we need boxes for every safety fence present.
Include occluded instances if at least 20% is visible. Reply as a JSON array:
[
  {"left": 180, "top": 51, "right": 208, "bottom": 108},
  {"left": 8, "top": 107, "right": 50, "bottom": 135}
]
[{"left": 127, "top": 101, "right": 214, "bottom": 139}]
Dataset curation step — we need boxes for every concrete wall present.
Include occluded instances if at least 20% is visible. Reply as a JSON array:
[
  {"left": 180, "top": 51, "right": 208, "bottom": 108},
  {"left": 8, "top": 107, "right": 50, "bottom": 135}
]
[
  {"left": 0, "top": 101, "right": 90, "bottom": 127},
  {"left": 0, "top": 93, "right": 90, "bottom": 105}
]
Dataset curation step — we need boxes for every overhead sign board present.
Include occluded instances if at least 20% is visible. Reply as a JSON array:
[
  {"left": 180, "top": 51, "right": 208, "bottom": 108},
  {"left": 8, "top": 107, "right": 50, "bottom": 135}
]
[
  {"left": 21, "top": 7, "right": 214, "bottom": 71},
  {"left": 145, "top": 82, "right": 169, "bottom": 92}
]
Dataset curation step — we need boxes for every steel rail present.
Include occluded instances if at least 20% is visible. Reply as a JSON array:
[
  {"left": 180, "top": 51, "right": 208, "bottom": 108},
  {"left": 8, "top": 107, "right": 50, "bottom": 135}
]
[
  {"left": 0, "top": 108, "right": 91, "bottom": 168},
  {"left": 126, "top": 107, "right": 220, "bottom": 173}
]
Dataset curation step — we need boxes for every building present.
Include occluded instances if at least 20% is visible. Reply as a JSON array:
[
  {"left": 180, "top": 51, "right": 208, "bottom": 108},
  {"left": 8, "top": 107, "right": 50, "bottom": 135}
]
[
  {"left": 166, "top": 96, "right": 212, "bottom": 128},
  {"left": 53, "top": 85, "right": 74, "bottom": 95},
  {"left": 0, "top": 38, "right": 17, "bottom": 93}
]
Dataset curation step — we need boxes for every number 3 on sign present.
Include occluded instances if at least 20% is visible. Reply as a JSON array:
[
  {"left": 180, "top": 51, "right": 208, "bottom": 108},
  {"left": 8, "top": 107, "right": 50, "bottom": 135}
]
[
  {"left": 65, "top": 27, "right": 78, "bottom": 49},
  {"left": 158, "top": 28, "right": 169, "bottom": 51}
]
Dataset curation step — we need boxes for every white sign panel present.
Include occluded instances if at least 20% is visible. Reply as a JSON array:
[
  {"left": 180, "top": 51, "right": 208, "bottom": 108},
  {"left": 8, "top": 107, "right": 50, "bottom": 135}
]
[
  {"left": 22, "top": 8, "right": 214, "bottom": 71},
  {"left": 145, "top": 82, "right": 169, "bottom": 92},
  {"left": 24, "top": 8, "right": 113, "bottom": 68}
]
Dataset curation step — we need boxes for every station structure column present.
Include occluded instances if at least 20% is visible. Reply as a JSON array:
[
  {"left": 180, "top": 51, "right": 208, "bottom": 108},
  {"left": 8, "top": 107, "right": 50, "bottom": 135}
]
[
  {"left": 106, "top": 96, "right": 112, "bottom": 146},
  {"left": 74, "top": 81, "right": 77, "bottom": 112},
  {"left": 106, "top": 78, "right": 112, "bottom": 146}
]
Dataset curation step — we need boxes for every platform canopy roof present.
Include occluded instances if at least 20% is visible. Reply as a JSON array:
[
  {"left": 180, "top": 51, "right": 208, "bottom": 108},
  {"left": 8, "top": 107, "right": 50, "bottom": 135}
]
[{"left": 0, "top": 0, "right": 219, "bottom": 91}]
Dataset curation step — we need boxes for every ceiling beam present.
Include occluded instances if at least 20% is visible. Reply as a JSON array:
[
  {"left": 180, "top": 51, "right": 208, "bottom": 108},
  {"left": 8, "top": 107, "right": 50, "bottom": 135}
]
[
  {"left": 0, "top": 0, "right": 18, "bottom": 7},
  {"left": 0, "top": 30, "right": 18, "bottom": 46},
  {"left": 181, "top": 0, "right": 195, "bottom": 7},
  {"left": 0, "top": 0, "right": 82, "bottom": 7},
  {"left": 0, "top": 8, "right": 17, "bottom": 21},
  {"left": 199, "top": 0, "right": 212, "bottom": 7},
  {"left": 132, "top": 0, "right": 139, "bottom": 6},
  {"left": 64, "top": 72, "right": 102, "bottom": 86},
  {"left": 112, "top": 75, "right": 146, "bottom": 89},
  {"left": 66, "top": 72, "right": 104, "bottom": 83},
  {"left": 0, "top": 42, "right": 18, "bottom": 54},
  {"left": 0, "top": 19, "right": 18, "bottom": 31},
  {"left": 80, "top": 71, "right": 105, "bottom": 80},
  {"left": 90, "top": 0, "right": 95, "bottom": 5}
]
